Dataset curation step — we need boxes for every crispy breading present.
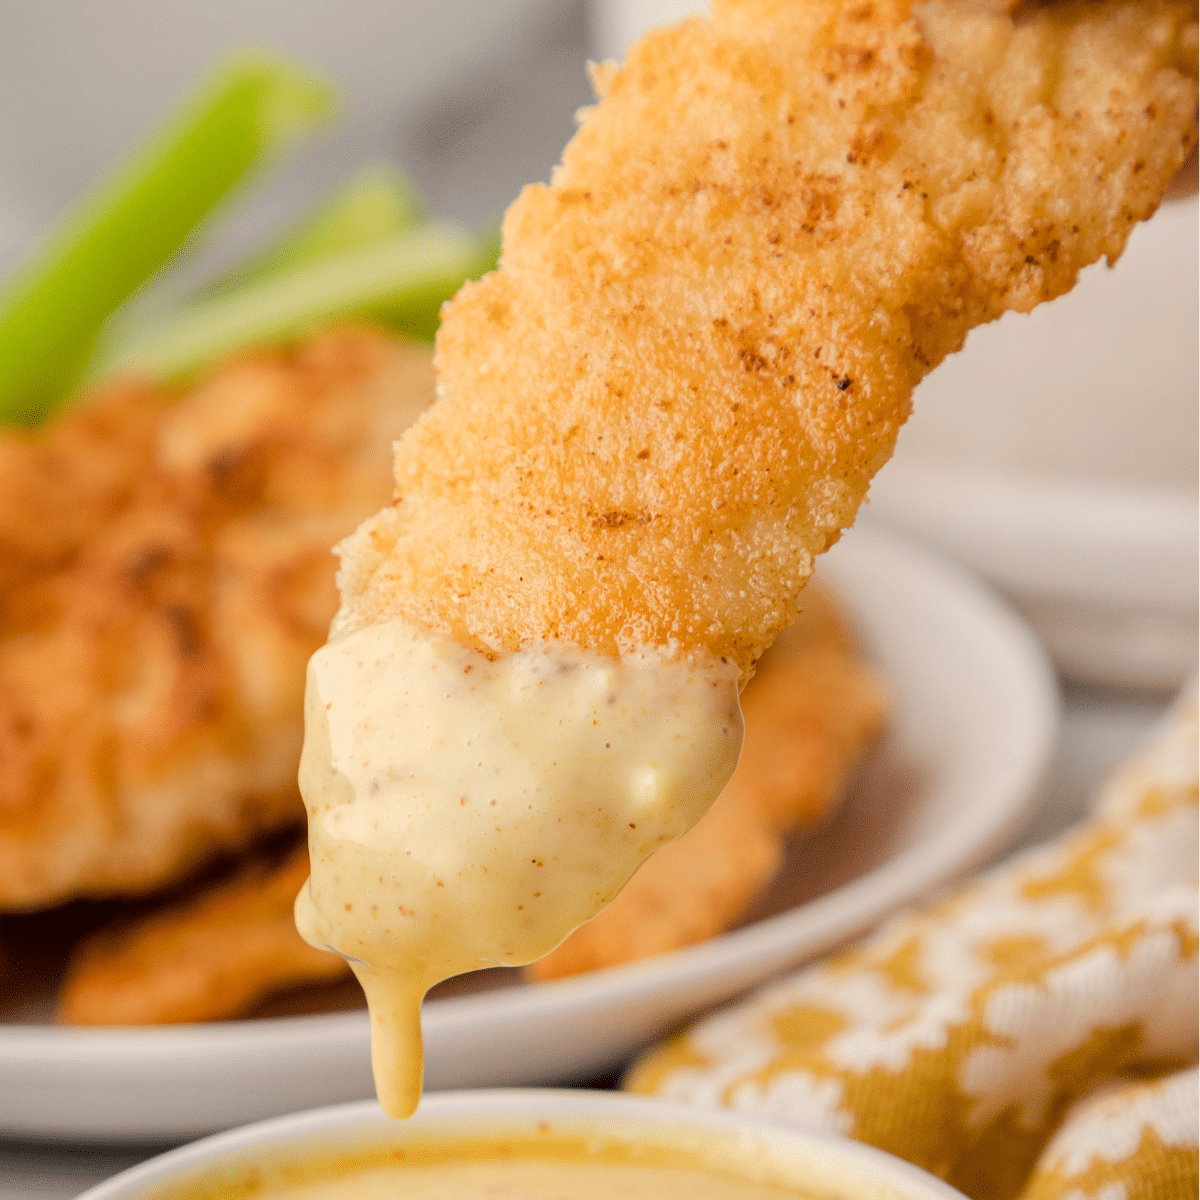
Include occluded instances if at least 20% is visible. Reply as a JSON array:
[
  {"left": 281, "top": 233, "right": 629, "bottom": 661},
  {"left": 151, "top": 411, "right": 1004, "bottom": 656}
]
[
  {"left": 56, "top": 840, "right": 348, "bottom": 1025},
  {"left": 527, "top": 586, "right": 888, "bottom": 980},
  {"left": 333, "top": 0, "right": 1196, "bottom": 682},
  {"left": 0, "top": 327, "right": 434, "bottom": 910},
  {"left": 0, "top": 387, "right": 164, "bottom": 600}
]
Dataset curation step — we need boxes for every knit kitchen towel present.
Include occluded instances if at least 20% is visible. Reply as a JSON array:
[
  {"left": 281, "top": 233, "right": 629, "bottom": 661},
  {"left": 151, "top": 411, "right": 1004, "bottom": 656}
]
[{"left": 626, "top": 695, "right": 1198, "bottom": 1200}]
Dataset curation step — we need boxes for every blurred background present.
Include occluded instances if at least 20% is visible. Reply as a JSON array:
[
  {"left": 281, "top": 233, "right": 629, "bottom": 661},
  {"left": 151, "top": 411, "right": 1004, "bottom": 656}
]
[{"left": 0, "top": 1, "right": 592, "bottom": 294}]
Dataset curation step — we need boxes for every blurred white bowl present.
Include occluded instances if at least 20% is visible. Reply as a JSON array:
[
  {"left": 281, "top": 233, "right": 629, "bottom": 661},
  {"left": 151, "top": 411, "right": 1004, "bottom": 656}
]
[
  {"left": 76, "top": 1090, "right": 968, "bottom": 1200},
  {"left": 868, "top": 189, "right": 1198, "bottom": 690}
]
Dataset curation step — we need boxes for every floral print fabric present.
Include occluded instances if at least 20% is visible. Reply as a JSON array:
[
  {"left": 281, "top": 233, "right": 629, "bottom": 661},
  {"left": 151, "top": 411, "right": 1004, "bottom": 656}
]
[{"left": 626, "top": 697, "right": 1199, "bottom": 1200}]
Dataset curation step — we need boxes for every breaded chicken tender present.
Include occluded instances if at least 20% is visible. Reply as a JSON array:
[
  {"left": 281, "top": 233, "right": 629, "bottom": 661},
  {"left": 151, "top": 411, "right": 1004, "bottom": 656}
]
[
  {"left": 56, "top": 840, "right": 350, "bottom": 1025},
  {"left": 528, "top": 587, "right": 888, "bottom": 980},
  {"left": 0, "top": 328, "right": 434, "bottom": 909},
  {"left": 334, "top": 0, "right": 1196, "bottom": 680},
  {"left": 0, "top": 391, "right": 161, "bottom": 599}
]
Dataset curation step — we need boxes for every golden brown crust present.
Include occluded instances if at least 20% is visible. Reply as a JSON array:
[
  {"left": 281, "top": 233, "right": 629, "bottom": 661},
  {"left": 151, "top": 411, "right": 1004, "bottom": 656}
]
[
  {"left": 0, "top": 387, "right": 165, "bottom": 599},
  {"left": 55, "top": 841, "right": 348, "bottom": 1025},
  {"left": 527, "top": 585, "right": 888, "bottom": 980},
  {"left": 335, "top": 0, "right": 1197, "bottom": 680},
  {"left": 0, "top": 327, "right": 435, "bottom": 909}
]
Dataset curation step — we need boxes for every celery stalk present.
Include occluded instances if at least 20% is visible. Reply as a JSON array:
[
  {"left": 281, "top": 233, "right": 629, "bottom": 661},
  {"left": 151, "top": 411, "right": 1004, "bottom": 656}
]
[
  {"left": 0, "top": 51, "right": 334, "bottom": 426},
  {"left": 204, "top": 164, "right": 427, "bottom": 296},
  {"left": 95, "top": 222, "right": 481, "bottom": 381},
  {"left": 475, "top": 217, "right": 503, "bottom": 279},
  {"left": 364, "top": 220, "right": 500, "bottom": 342}
]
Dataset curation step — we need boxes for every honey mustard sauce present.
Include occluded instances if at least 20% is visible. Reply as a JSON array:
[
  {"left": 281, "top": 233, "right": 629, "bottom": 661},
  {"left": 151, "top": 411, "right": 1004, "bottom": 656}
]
[
  {"left": 260, "top": 1158, "right": 805, "bottom": 1199},
  {"left": 294, "top": 617, "right": 742, "bottom": 1118}
]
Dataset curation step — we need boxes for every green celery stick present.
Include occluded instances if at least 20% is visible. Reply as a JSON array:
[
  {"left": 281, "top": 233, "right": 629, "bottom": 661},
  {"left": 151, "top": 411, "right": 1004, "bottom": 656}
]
[
  {"left": 95, "top": 222, "right": 481, "bottom": 380},
  {"left": 365, "top": 218, "right": 502, "bottom": 342},
  {"left": 204, "top": 163, "right": 427, "bottom": 296},
  {"left": 0, "top": 50, "right": 335, "bottom": 426},
  {"left": 475, "top": 216, "right": 503, "bottom": 278}
]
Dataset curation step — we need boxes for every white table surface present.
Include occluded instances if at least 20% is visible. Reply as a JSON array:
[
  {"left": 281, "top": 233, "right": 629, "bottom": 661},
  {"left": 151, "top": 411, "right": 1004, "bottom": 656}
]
[{"left": 0, "top": 682, "right": 1172, "bottom": 1200}]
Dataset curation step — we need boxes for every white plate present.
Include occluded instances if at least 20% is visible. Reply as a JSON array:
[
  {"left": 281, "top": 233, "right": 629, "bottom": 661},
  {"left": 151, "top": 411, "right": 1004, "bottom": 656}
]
[{"left": 0, "top": 526, "right": 1059, "bottom": 1142}]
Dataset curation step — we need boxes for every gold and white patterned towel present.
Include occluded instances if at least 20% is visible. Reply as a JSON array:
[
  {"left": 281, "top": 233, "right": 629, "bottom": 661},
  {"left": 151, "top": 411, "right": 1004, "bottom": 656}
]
[{"left": 626, "top": 697, "right": 1199, "bottom": 1200}]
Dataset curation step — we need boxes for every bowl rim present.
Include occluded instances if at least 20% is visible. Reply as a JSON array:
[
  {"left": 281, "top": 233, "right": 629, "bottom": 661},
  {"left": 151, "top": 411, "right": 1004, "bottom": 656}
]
[{"left": 76, "top": 1088, "right": 968, "bottom": 1200}]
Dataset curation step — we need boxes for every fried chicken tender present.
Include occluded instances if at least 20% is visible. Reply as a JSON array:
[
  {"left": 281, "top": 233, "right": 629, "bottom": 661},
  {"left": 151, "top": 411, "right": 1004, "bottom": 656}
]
[
  {"left": 0, "top": 390, "right": 161, "bottom": 599},
  {"left": 0, "top": 327, "right": 434, "bottom": 910},
  {"left": 56, "top": 840, "right": 349, "bottom": 1025},
  {"left": 334, "top": 0, "right": 1196, "bottom": 681},
  {"left": 527, "top": 586, "right": 888, "bottom": 980}
]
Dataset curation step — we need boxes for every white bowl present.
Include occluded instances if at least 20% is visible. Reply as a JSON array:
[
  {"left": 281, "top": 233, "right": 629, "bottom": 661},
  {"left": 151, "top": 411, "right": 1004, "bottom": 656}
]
[
  {"left": 867, "top": 191, "right": 1199, "bottom": 690},
  {"left": 76, "top": 1089, "right": 968, "bottom": 1200}
]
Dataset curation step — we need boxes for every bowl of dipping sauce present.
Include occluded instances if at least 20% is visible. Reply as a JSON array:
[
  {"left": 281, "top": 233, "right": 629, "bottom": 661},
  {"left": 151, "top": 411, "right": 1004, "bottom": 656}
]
[{"left": 78, "top": 1089, "right": 966, "bottom": 1200}]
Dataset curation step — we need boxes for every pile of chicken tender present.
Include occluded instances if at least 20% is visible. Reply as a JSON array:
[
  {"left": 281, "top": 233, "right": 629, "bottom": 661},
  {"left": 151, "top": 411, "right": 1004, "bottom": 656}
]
[{"left": 0, "top": 326, "right": 885, "bottom": 1024}]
